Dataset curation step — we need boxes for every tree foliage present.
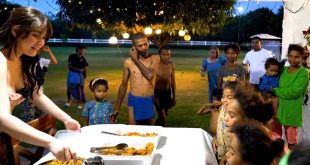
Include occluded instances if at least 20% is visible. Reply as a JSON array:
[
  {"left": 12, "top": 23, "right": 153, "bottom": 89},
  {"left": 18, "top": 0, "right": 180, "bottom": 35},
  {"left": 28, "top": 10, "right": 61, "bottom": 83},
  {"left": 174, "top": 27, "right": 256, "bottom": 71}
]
[
  {"left": 56, "top": 0, "right": 235, "bottom": 46},
  {"left": 204, "top": 7, "right": 283, "bottom": 43},
  {"left": 0, "top": 2, "right": 20, "bottom": 26}
]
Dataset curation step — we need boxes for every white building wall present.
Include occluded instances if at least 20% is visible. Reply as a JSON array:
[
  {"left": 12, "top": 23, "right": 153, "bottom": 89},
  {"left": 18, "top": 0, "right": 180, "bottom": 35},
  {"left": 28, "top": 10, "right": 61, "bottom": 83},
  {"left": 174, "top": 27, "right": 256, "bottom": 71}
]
[{"left": 282, "top": 0, "right": 310, "bottom": 59}]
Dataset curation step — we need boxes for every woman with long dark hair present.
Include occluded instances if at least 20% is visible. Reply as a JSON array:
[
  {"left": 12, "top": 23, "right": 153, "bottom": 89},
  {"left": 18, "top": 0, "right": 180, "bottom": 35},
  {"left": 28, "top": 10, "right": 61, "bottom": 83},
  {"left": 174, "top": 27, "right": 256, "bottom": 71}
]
[{"left": 0, "top": 7, "right": 80, "bottom": 161}]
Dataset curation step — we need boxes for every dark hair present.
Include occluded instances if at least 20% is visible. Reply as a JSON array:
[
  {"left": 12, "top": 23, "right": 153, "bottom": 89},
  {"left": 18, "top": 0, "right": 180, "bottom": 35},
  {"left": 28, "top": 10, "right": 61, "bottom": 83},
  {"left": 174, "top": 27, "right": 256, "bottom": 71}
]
[
  {"left": 265, "top": 58, "right": 280, "bottom": 70},
  {"left": 288, "top": 44, "right": 304, "bottom": 56},
  {"left": 231, "top": 124, "right": 284, "bottom": 165},
  {"left": 0, "top": 7, "right": 53, "bottom": 59},
  {"left": 75, "top": 44, "right": 87, "bottom": 52},
  {"left": 234, "top": 82, "right": 274, "bottom": 125},
  {"left": 0, "top": 7, "right": 52, "bottom": 99},
  {"left": 209, "top": 46, "right": 220, "bottom": 58},
  {"left": 251, "top": 36, "right": 261, "bottom": 41},
  {"left": 288, "top": 141, "right": 310, "bottom": 165},
  {"left": 20, "top": 55, "right": 47, "bottom": 98},
  {"left": 159, "top": 45, "right": 170, "bottom": 53},
  {"left": 88, "top": 77, "right": 109, "bottom": 92},
  {"left": 131, "top": 32, "right": 147, "bottom": 45},
  {"left": 223, "top": 81, "right": 244, "bottom": 93},
  {"left": 212, "top": 88, "right": 223, "bottom": 101},
  {"left": 224, "top": 43, "right": 240, "bottom": 54}
]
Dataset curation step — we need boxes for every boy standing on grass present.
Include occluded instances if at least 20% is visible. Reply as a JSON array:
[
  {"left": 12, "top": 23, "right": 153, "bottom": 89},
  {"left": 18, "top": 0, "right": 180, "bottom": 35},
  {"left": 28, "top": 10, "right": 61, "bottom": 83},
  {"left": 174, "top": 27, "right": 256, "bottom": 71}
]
[
  {"left": 154, "top": 46, "right": 176, "bottom": 126},
  {"left": 65, "top": 45, "right": 88, "bottom": 109}
]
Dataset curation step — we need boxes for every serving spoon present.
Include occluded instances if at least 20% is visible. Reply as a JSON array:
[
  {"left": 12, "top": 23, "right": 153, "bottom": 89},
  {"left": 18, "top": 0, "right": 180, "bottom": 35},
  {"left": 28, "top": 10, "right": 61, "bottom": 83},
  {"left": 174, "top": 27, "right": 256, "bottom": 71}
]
[{"left": 90, "top": 143, "right": 128, "bottom": 152}]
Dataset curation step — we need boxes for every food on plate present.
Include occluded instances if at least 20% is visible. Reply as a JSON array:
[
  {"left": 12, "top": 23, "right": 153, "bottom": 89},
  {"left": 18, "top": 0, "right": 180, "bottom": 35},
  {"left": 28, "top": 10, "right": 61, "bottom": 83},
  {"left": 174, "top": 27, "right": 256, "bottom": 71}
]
[
  {"left": 122, "top": 132, "right": 158, "bottom": 137},
  {"left": 97, "top": 142, "right": 154, "bottom": 156},
  {"left": 41, "top": 158, "right": 84, "bottom": 165}
]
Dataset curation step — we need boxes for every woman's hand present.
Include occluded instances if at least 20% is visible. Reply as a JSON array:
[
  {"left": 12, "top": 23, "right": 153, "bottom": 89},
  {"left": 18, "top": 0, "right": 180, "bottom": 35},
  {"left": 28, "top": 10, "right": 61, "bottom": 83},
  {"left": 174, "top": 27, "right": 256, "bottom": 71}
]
[
  {"left": 48, "top": 139, "right": 77, "bottom": 161},
  {"left": 64, "top": 118, "right": 81, "bottom": 131}
]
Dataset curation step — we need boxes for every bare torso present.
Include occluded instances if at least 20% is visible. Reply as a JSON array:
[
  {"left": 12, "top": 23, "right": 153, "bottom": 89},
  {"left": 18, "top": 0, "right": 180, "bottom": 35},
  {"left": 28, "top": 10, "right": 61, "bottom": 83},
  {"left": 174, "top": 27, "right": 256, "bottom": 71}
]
[
  {"left": 126, "top": 54, "right": 160, "bottom": 96},
  {"left": 7, "top": 58, "right": 24, "bottom": 92},
  {"left": 0, "top": 51, "right": 25, "bottom": 111},
  {"left": 155, "top": 62, "right": 173, "bottom": 91}
]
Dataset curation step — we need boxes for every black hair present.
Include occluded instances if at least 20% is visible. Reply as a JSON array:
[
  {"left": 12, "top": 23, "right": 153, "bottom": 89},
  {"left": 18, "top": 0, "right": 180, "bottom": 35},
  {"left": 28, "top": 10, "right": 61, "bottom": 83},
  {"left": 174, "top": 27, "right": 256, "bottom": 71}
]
[
  {"left": 212, "top": 88, "right": 223, "bottom": 101},
  {"left": 0, "top": 7, "right": 52, "bottom": 99},
  {"left": 231, "top": 124, "right": 284, "bottom": 165},
  {"left": 288, "top": 141, "right": 310, "bottom": 165},
  {"left": 75, "top": 44, "right": 87, "bottom": 52},
  {"left": 159, "top": 45, "right": 170, "bottom": 53},
  {"left": 21, "top": 55, "right": 46, "bottom": 99},
  {"left": 264, "top": 58, "right": 280, "bottom": 70},
  {"left": 234, "top": 82, "right": 274, "bottom": 125},
  {"left": 224, "top": 43, "right": 241, "bottom": 55},
  {"left": 288, "top": 44, "right": 304, "bottom": 56},
  {"left": 0, "top": 7, "right": 53, "bottom": 60},
  {"left": 251, "top": 36, "right": 261, "bottom": 41},
  {"left": 223, "top": 81, "right": 244, "bottom": 93},
  {"left": 209, "top": 46, "right": 220, "bottom": 58},
  {"left": 88, "top": 77, "right": 109, "bottom": 92},
  {"left": 131, "top": 32, "right": 147, "bottom": 44}
]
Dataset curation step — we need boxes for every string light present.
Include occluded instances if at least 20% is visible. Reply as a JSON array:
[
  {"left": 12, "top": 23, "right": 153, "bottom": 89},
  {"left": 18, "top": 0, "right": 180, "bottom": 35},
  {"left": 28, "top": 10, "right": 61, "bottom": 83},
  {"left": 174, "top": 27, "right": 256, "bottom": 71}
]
[
  {"left": 178, "top": 29, "right": 185, "bottom": 36},
  {"left": 123, "top": 33, "right": 130, "bottom": 39},
  {"left": 184, "top": 35, "right": 191, "bottom": 41},
  {"left": 96, "top": 18, "right": 102, "bottom": 24},
  {"left": 155, "top": 29, "right": 162, "bottom": 35},
  {"left": 108, "top": 36, "right": 118, "bottom": 44},
  {"left": 144, "top": 27, "right": 152, "bottom": 35}
]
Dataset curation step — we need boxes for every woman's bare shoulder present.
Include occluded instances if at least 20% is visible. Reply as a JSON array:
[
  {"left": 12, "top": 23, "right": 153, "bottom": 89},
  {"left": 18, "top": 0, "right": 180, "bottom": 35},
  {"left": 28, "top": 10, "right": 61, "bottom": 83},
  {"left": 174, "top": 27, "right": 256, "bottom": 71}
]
[{"left": 0, "top": 52, "right": 7, "bottom": 70}]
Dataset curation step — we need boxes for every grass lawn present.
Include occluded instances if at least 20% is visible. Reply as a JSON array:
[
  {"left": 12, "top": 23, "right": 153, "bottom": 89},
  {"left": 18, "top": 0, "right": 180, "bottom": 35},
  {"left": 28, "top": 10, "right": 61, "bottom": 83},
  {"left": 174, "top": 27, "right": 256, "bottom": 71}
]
[{"left": 14, "top": 46, "right": 246, "bottom": 133}]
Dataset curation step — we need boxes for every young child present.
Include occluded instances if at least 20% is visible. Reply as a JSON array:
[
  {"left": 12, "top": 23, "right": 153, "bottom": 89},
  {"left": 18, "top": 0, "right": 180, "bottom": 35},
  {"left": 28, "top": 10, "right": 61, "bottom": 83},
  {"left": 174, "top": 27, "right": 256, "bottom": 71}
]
[
  {"left": 154, "top": 46, "right": 176, "bottom": 127},
  {"left": 201, "top": 46, "right": 226, "bottom": 103},
  {"left": 196, "top": 88, "right": 223, "bottom": 136},
  {"left": 272, "top": 44, "right": 309, "bottom": 148},
  {"left": 226, "top": 124, "right": 284, "bottom": 165},
  {"left": 217, "top": 43, "right": 245, "bottom": 88},
  {"left": 82, "top": 77, "right": 113, "bottom": 126},
  {"left": 212, "top": 81, "right": 243, "bottom": 164},
  {"left": 259, "top": 58, "right": 280, "bottom": 93}
]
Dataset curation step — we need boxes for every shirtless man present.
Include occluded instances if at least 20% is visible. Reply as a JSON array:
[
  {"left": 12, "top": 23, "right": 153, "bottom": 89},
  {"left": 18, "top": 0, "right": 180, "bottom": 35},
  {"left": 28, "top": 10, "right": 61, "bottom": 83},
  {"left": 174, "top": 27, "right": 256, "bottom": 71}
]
[
  {"left": 112, "top": 32, "right": 160, "bottom": 125},
  {"left": 154, "top": 46, "right": 176, "bottom": 126}
]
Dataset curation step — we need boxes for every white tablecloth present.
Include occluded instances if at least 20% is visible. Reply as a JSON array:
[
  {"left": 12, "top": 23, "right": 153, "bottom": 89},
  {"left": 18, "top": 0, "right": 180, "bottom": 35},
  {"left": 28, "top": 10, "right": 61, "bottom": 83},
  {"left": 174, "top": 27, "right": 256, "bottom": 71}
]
[{"left": 35, "top": 125, "right": 217, "bottom": 165}]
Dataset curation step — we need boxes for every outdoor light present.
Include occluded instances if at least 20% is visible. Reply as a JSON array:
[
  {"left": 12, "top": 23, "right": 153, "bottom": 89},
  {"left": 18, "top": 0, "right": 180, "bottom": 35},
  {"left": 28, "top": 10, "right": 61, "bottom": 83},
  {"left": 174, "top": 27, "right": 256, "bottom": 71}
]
[
  {"left": 178, "top": 30, "right": 185, "bottom": 37},
  {"left": 184, "top": 35, "right": 191, "bottom": 41},
  {"left": 123, "top": 33, "right": 130, "bottom": 39},
  {"left": 108, "top": 36, "right": 118, "bottom": 44},
  {"left": 144, "top": 27, "right": 153, "bottom": 35},
  {"left": 155, "top": 29, "right": 162, "bottom": 34},
  {"left": 96, "top": 18, "right": 102, "bottom": 24},
  {"left": 237, "top": 6, "right": 244, "bottom": 13}
]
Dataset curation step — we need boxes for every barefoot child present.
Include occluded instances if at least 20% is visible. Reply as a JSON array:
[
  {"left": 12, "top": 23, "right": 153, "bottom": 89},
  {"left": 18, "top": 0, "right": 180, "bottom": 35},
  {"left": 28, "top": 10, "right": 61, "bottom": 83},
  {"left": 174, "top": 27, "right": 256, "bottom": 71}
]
[
  {"left": 212, "top": 81, "right": 243, "bottom": 164},
  {"left": 196, "top": 88, "right": 223, "bottom": 136},
  {"left": 82, "top": 77, "right": 113, "bottom": 126},
  {"left": 154, "top": 46, "right": 176, "bottom": 126}
]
